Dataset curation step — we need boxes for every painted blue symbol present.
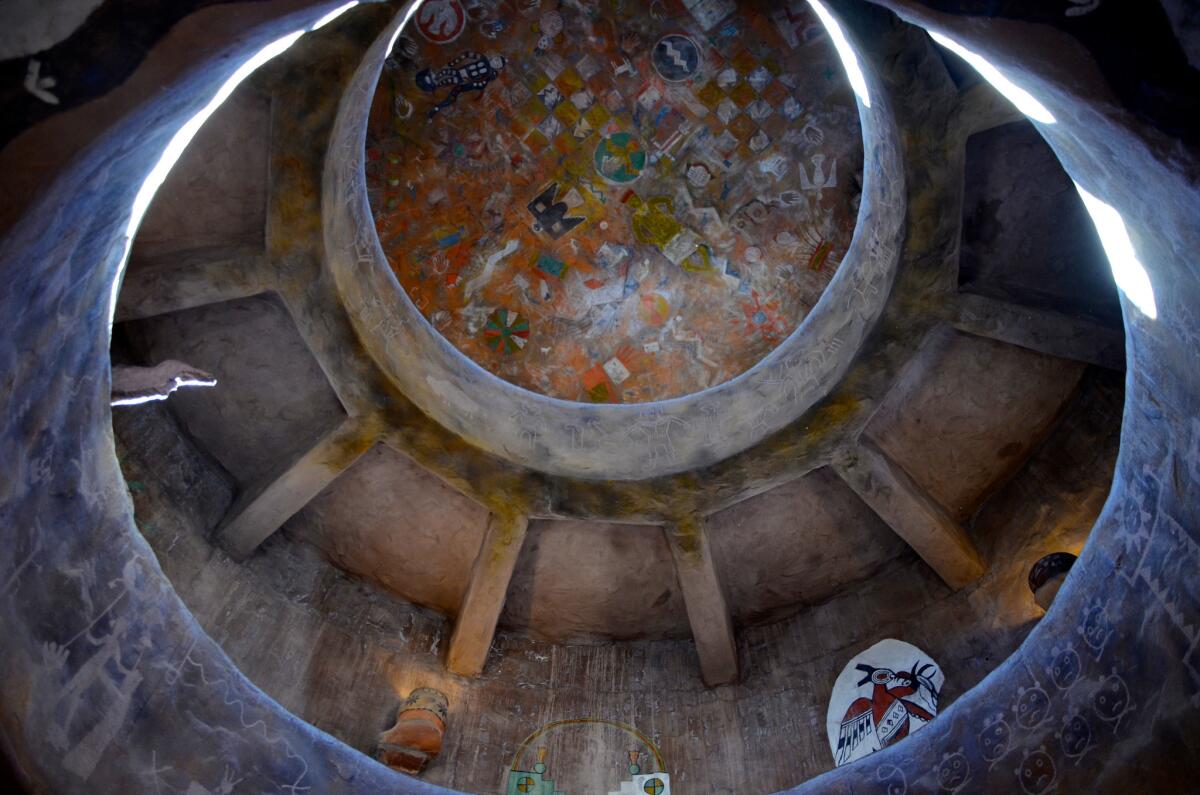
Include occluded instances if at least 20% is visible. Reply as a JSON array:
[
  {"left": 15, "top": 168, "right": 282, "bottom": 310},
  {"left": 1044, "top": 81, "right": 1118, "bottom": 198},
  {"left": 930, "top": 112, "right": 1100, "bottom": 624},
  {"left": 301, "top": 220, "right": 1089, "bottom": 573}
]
[{"left": 652, "top": 34, "right": 701, "bottom": 82}]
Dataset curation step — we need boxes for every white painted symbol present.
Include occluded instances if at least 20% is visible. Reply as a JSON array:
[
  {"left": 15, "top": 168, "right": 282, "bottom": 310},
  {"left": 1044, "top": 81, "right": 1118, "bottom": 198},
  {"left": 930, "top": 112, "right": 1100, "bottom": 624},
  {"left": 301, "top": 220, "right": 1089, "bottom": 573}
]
[
  {"left": 799, "top": 154, "right": 837, "bottom": 192},
  {"left": 686, "top": 163, "right": 713, "bottom": 187},
  {"left": 613, "top": 56, "right": 636, "bottom": 78},
  {"left": 416, "top": 0, "right": 466, "bottom": 43},
  {"left": 24, "top": 59, "right": 59, "bottom": 105},
  {"left": 803, "top": 121, "right": 825, "bottom": 145},
  {"left": 664, "top": 41, "right": 689, "bottom": 69},
  {"left": 603, "top": 357, "right": 631, "bottom": 384},
  {"left": 464, "top": 239, "right": 518, "bottom": 298},
  {"left": 759, "top": 153, "right": 788, "bottom": 180},
  {"left": 682, "top": 0, "right": 735, "bottom": 31}
]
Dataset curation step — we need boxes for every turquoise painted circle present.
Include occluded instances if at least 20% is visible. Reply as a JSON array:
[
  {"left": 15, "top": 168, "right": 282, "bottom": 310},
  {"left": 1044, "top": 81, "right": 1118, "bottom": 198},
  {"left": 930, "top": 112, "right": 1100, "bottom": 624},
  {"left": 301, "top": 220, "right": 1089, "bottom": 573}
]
[{"left": 593, "top": 132, "right": 646, "bottom": 183}]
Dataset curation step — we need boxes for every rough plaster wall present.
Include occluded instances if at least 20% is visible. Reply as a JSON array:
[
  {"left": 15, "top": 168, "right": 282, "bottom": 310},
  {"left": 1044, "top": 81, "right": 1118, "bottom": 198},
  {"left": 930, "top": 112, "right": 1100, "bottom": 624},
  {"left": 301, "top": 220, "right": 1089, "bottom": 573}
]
[
  {"left": 959, "top": 120, "right": 1121, "bottom": 325},
  {"left": 867, "top": 327, "right": 1084, "bottom": 522},
  {"left": 111, "top": 399, "right": 233, "bottom": 535},
  {"left": 500, "top": 520, "right": 691, "bottom": 643},
  {"left": 121, "top": 291, "right": 345, "bottom": 486},
  {"left": 708, "top": 466, "right": 908, "bottom": 626},
  {"left": 285, "top": 444, "right": 490, "bottom": 618},
  {"left": 0, "top": 0, "right": 103, "bottom": 59},
  {"left": 130, "top": 85, "right": 270, "bottom": 261},
  {"left": 111, "top": 365, "right": 1120, "bottom": 794},
  {"left": 285, "top": 461, "right": 910, "bottom": 644},
  {"left": 0, "top": 7, "right": 431, "bottom": 795}
]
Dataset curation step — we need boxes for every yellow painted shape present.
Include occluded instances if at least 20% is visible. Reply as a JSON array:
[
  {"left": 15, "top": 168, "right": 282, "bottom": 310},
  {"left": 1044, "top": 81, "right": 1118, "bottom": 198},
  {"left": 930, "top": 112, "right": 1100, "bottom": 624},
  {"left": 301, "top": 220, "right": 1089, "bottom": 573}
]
[{"left": 631, "top": 196, "right": 681, "bottom": 248}]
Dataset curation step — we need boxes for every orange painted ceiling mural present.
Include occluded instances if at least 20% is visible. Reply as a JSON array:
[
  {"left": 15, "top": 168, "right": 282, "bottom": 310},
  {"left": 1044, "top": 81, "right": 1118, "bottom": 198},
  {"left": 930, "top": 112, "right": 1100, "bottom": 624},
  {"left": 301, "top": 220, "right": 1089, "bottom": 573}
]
[{"left": 366, "top": 0, "right": 863, "bottom": 403}]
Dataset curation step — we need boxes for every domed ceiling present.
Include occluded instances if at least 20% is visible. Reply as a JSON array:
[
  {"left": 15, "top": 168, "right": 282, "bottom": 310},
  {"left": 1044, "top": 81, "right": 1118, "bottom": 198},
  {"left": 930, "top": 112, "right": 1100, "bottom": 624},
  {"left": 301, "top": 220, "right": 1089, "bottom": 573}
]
[{"left": 365, "top": 0, "right": 863, "bottom": 402}]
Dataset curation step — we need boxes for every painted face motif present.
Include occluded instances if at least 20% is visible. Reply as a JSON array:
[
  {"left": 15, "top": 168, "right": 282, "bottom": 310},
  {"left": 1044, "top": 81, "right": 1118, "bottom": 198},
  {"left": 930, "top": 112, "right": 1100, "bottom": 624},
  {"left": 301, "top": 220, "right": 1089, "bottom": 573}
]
[
  {"left": 1014, "top": 687, "right": 1050, "bottom": 729},
  {"left": 1049, "top": 648, "right": 1081, "bottom": 690},
  {"left": 1060, "top": 714, "right": 1092, "bottom": 756},
  {"left": 979, "top": 718, "right": 1010, "bottom": 762},
  {"left": 1093, "top": 674, "right": 1131, "bottom": 721},
  {"left": 1081, "top": 604, "right": 1111, "bottom": 649},
  {"left": 1017, "top": 750, "right": 1056, "bottom": 795},
  {"left": 875, "top": 765, "right": 906, "bottom": 795},
  {"left": 936, "top": 752, "right": 970, "bottom": 791}
]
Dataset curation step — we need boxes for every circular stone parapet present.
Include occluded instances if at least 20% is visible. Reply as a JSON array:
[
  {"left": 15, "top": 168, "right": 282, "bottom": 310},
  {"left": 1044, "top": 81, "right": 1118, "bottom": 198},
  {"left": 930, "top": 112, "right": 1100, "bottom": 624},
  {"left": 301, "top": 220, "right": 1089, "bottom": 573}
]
[
  {"left": 364, "top": 3, "right": 864, "bottom": 405},
  {"left": 326, "top": 7, "right": 903, "bottom": 481}
]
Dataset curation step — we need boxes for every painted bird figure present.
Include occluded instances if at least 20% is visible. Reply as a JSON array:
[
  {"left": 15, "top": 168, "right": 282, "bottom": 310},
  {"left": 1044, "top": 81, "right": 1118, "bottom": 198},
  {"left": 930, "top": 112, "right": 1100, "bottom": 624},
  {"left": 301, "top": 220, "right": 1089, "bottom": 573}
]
[{"left": 835, "top": 660, "right": 940, "bottom": 766}]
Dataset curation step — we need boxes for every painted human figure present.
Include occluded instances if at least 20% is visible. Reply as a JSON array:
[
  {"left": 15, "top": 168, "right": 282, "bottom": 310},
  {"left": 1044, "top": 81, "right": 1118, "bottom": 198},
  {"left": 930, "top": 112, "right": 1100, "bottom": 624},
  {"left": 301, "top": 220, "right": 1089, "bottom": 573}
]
[
  {"left": 416, "top": 52, "right": 506, "bottom": 118},
  {"left": 835, "top": 661, "right": 939, "bottom": 765}
]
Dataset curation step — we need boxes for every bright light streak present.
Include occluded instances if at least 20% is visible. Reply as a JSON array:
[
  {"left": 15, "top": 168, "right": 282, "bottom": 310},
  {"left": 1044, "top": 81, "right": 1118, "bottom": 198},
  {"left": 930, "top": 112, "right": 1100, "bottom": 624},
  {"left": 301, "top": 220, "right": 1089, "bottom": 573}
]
[
  {"left": 388, "top": 0, "right": 424, "bottom": 54},
  {"left": 107, "top": 2, "right": 362, "bottom": 332},
  {"left": 1074, "top": 183, "right": 1157, "bottom": 320},
  {"left": 929, "top": 30, "right": 1055, "bottom": 124},
  {"left": 808, "top": 0, "right": 871, "bottom": 108},
  {"left": 111, "top": 376, "right": 218, "bottom": 407},
  {"left": 312, "top": 1, "right": 359, "bottom": 30}
]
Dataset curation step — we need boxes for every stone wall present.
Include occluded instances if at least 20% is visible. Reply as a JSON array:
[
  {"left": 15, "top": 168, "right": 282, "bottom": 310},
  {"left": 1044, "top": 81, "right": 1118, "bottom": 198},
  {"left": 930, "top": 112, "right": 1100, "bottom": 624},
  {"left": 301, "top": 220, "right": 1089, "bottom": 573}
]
[
  {"left": 2, "top": 1, "right": 1197, "bottom": 793},
  {"left": 111, "top": 366, "right": 1119, "bottom": 793}
]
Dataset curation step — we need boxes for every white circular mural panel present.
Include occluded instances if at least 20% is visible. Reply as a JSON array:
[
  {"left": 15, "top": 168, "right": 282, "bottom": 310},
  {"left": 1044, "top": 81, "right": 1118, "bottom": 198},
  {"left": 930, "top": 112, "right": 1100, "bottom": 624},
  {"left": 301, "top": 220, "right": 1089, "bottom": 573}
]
[{"left": 826, "top": 638, "right": 944, "bottom": 767}]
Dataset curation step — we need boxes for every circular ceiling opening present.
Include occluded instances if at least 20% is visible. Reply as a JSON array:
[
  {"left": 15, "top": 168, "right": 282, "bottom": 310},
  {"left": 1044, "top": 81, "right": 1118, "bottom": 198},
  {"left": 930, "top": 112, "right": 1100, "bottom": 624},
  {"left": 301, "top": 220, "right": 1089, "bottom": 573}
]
[{"left": 365, "top": 0, "right": 863, "bottom": 403}]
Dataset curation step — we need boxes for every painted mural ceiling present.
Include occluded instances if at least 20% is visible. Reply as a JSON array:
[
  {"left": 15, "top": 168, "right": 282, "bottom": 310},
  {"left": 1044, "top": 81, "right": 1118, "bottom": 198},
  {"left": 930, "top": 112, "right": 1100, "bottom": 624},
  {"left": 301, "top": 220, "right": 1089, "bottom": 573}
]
[{"left": 366, "top": 0, "right": 863, "bottom": 403}]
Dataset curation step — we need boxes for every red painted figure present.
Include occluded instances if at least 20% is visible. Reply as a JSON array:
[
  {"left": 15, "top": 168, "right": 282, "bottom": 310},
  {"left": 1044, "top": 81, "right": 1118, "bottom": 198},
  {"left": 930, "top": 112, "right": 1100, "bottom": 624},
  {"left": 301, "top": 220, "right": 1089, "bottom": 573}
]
[{"left": 835, "top": 661, "right": 939, "bottom": 765}]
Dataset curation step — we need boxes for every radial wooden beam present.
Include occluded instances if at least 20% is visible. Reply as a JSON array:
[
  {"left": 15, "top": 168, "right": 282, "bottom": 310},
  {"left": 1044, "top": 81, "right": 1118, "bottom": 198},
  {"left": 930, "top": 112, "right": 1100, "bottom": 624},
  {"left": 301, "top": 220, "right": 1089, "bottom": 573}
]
[
  {"left": 215, "top": 414, "right": 376, "bottom": 560},
  {"left": 276, "top": 268, "right": 391, "bottom": 417},
  {"left": 833, "top": 438, "right": 985, "bottom": 591},
  {"left": 947, "top": 292, "right": 1125, "bottom": 371},
  {"left": 664, "top": 517, "right": 739, "bottom": 687},
  {"left": 446, "top": 513, "right": 530, "bottom": 677},
  {"left": 114, "top": 245, "right": 269, "bottom": 322}
]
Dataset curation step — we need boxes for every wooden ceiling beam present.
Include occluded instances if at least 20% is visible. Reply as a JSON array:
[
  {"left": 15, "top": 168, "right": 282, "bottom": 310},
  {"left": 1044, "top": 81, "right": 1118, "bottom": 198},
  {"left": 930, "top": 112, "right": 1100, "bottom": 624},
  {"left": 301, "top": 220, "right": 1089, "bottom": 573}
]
[
  {"left": 947, "top": 292, "right": 1125, "bottom": 371},
  {"left": 664, "top": 518, "right": 739, "bottom": 687},
  {"left": 215, "top": 414, "right": 374, "bottom": 560},
  {"left": 834, "top": 437, "right": 986, "bottom": 591},
  {"left": 114, "top": 244, "right": 268, "bottom": 322},
  {"left": 446, "top": 513, "right": 530, "bottom": 677}
]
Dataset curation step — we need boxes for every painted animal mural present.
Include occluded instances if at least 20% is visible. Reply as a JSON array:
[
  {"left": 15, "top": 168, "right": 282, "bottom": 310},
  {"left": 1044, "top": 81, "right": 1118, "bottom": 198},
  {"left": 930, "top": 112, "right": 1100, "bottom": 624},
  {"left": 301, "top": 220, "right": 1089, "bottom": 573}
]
[{"left": 827, "top": 639, "right": 944, "bottom": 767}]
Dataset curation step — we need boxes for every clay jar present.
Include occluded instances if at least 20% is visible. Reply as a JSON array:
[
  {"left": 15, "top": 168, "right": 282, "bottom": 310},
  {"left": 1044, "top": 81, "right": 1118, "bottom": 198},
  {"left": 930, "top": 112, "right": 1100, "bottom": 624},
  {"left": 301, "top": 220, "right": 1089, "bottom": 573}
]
[
  {"left": 377, "top": 688, "right": 449, "bottom": 774},
  {"left": 1028, "top": 553, "right": 1078, "bottom": 612}
]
